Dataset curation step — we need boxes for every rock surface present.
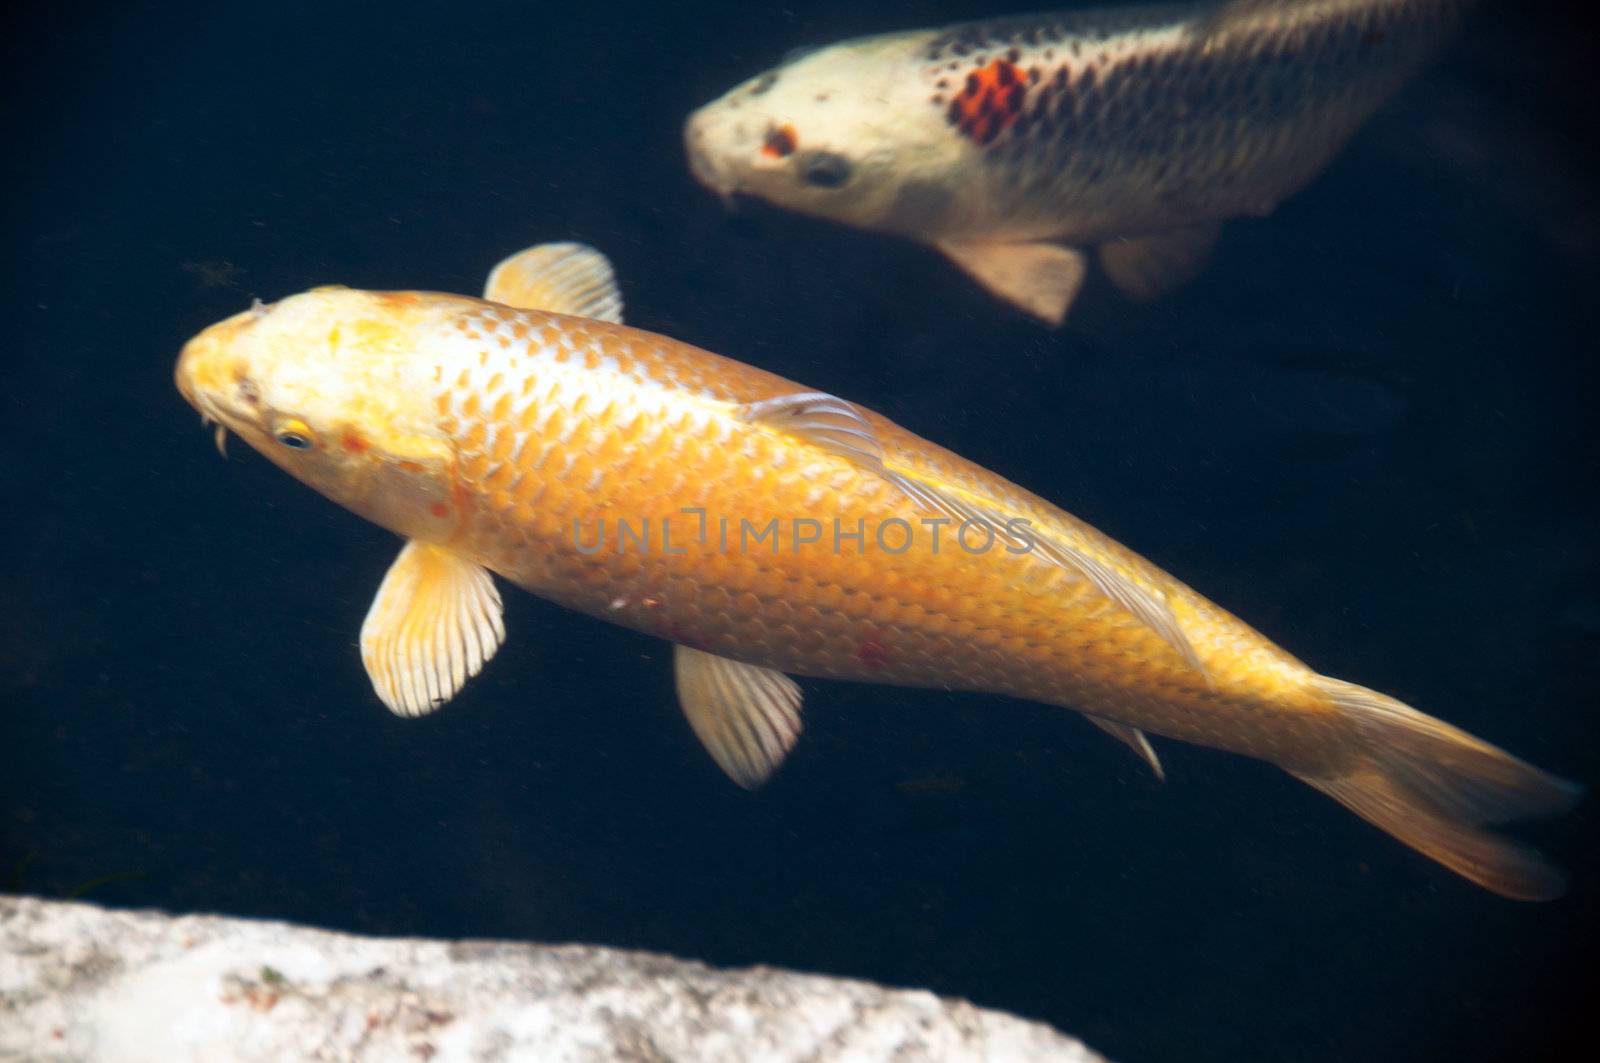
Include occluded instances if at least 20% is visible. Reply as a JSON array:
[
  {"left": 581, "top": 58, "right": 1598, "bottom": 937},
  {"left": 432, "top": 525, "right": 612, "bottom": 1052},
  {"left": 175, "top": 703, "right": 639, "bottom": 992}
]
[{"left": 0, "top": 896, "right": 1103, "bottom": 1062}]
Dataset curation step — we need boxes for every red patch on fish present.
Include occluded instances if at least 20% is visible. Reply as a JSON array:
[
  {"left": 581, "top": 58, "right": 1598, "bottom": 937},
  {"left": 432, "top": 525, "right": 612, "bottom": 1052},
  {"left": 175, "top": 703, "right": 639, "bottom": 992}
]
[
  {"left": 762, "top": 124, "right": 798, "bottom": 158},
  {"left": 947, "top": 58, "right": 1027, "bottom": 146},
  {"left": 855, "top": 635, "right": 891, "bottom": 670},
  {"left": 340, "top": 429, "right": 369, "bottom": 453}
]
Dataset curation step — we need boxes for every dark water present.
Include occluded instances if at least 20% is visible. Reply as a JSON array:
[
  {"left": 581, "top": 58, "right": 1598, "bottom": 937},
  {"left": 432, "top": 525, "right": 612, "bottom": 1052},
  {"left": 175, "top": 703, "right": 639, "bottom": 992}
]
[{"left": 5, "top": 1, "right": 1595, "bottom": 1059}]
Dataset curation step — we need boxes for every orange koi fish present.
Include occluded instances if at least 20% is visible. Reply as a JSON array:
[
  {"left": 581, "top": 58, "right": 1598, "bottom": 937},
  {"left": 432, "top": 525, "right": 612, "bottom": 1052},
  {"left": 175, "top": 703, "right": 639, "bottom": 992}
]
[{"left": 175, "top": 243, "right": 1575, "bottom": 898}]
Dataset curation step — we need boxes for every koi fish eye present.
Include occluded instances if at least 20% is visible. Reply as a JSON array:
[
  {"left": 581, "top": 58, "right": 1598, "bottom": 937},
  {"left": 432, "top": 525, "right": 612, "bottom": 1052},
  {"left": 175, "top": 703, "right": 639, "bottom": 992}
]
[
  {"left": 798, "top": 151, "right": 852, "bottom": 189},
  {"left": 273, "top": 417, "right": 316, "bottom": 450}
]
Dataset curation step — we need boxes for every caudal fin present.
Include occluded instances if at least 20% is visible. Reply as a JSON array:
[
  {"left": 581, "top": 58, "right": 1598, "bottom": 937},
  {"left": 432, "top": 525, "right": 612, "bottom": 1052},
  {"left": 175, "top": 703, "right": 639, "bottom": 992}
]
[{"left": 1292, "top": 676, "right": 1580, "bottom": 900}]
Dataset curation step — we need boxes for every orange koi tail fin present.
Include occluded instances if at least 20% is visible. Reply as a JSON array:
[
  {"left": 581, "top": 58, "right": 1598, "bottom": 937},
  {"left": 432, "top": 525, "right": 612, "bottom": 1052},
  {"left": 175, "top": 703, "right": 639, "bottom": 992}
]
[{"left": 1292, "top": 676, "right": 1580, "bottom": 901}]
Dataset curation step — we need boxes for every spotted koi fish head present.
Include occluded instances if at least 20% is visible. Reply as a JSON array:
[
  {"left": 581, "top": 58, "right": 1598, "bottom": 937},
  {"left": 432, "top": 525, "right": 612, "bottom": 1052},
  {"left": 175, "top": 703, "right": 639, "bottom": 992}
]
[
  {"left": 685, "top": 30, "right": 963, "bottom": 235},
  {"left": 175, "top": 287, "right": 469, "bottom": 541}
]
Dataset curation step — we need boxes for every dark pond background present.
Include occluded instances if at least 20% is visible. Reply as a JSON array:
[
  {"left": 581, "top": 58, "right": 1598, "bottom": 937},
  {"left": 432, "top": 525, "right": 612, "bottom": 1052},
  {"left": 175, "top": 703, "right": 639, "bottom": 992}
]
[{"left": 4, "top": 1, "right": 1595, "bottom": 1060}]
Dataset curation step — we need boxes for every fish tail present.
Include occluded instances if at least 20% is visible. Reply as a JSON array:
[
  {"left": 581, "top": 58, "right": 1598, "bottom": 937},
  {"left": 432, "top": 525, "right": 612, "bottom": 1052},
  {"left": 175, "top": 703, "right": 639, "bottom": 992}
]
[{"left": 1290, "top": 675, "right": 1580, "bottom": 900}]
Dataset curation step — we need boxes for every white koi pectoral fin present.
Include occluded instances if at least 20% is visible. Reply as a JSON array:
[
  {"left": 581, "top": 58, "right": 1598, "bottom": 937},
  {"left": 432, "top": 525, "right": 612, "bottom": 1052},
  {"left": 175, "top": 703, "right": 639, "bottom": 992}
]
[
  {"left": 1085, "top": 716, "right": 1166, "bottom": 781},
  {"left": 483, "top": 242, "right": 624, "bottom": 323},
  {"left": 736, "top": 392, "right": 1207, "bottom": 677},
  {"left": 360, "top": 540, "right": 506, "bottom": 718},
  {"left": 935, "top": 240, "right": 1087, "bottom": 327},
  {"left": 1097, "top": 225, "right": 1220, "bottom": 302},
  {"left": 673, "top": 644, "right": 803, "bottom": 789}
]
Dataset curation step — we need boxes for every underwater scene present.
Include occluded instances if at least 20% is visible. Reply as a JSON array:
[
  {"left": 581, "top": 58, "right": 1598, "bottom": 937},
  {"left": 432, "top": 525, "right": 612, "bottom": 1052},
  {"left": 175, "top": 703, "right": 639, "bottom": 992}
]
[{"left": 5, "top": 0, "right": 1595, "bottom": 1059}]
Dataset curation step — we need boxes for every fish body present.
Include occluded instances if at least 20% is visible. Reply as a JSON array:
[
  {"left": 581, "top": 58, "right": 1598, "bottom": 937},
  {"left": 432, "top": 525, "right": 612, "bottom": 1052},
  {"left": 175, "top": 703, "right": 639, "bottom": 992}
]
[
  {"left": 175, "top": 243, "right": 1575, "bottom": 898},
  {"left": 685, "top": 0, "right": 1464, "bottom": 323}
]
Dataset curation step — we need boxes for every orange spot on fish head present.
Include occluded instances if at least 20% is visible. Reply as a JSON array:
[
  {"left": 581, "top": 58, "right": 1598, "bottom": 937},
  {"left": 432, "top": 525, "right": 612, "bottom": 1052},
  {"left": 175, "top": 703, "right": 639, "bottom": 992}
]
[
  {"left": 429, "top": 502, "right": 450, "bottom": 519},
  {"left": 761, "top": 124, "right": 798, "bottom": 159},
  {"left": 340, "top": 429, "right": 369, "bottom": 454}
]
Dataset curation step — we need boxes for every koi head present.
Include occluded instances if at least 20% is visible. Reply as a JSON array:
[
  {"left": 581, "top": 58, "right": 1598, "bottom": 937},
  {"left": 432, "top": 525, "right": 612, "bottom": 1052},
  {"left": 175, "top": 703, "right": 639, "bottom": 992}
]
[
  {"left": 685, "top": 31, "right": 960, "bottom": 235},
  {"left": 175, "top": 288, "right": 473, "bottom": 541}
]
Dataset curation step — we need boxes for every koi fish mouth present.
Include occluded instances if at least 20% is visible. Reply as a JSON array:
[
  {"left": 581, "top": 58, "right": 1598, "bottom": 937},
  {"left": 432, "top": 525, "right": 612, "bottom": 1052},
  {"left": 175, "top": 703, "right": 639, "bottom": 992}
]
[
  {"left": 175, "top": 299, "right": 277, "bottom": 458},
  {"left": 199, "top": 409, "right": 230, "bottom": 458},
  {"left": 684, "top": 113, "right": 740, "bottom": 209},
  {"left": 182, "top": 380, "right": 237, "bottom": 458},
  {"left": 174, "top": 358, "right": 227, "bottom": 457},
  {"left": 177, "top": 359, "right": 255, "bottom": 461}
]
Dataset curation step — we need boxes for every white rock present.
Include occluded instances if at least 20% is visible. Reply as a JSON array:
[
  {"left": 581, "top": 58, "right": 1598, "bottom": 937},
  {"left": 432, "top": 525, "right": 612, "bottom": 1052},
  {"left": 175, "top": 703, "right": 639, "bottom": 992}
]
[{"left": 0, "top": 896, "right": 1104, "bottom": 1062}]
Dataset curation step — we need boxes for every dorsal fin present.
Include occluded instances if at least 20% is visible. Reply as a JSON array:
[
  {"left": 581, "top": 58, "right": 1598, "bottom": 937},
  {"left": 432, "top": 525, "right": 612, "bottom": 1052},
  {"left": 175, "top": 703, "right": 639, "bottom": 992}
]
[
  {"left": 736, "top": 392, "right": 1206, "bottom": 675},
  {"left": 483, "top": 242, "right": 624, "bottom": 322}
]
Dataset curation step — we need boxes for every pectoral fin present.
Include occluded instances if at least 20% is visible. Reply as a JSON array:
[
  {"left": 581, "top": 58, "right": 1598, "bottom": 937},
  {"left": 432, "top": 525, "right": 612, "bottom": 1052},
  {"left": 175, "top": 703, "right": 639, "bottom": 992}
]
[
  {"left": 674, "top": 644, "right": 803, "bottom": 789},
  {"left": 360, "top": 540, "right": 506, "bottom": 717},
  {"left": 1085, "top": 716, "right": 1166, "bottom": 780},
  {"left": 736, "top": 392, "right": 1206, "bottom": 676},
  {"left": 1097, "top": 225, "right": 1220, "bottom": 302},
  {"left": 483, "top": 242, "right": 624, "bottom": 322},
  {"left": 936, "top": 239, "right": 1087, "bottom": 326}
]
